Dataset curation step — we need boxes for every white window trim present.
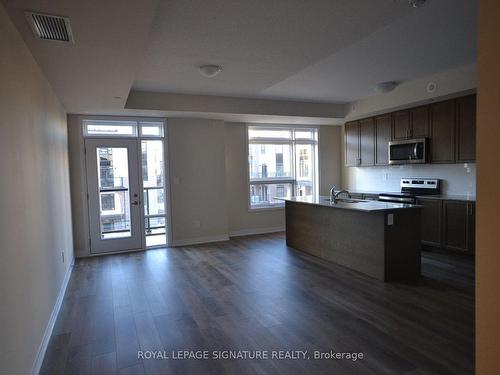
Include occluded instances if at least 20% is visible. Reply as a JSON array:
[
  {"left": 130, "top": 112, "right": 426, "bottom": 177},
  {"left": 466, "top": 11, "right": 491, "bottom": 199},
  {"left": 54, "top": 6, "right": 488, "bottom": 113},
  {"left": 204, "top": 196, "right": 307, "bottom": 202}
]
[{"left": 246, "top": 124, "right": 319, "bottom": 211}]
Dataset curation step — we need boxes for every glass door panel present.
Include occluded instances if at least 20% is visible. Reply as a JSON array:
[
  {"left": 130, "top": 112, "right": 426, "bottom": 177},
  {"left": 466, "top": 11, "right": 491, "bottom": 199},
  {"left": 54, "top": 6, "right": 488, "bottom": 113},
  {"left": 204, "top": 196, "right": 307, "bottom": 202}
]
[
  {"left": 141, "top": 139, "right": 167, "bottom": 247},
  {"left": 295, "top": 144, "right": 315, "bottom": 197},
  {"left": 85, "top": 139, "right": 143, "bottom": 253},
  {"left": 97, "top": 147, "right": 132, "bottom": 239}
]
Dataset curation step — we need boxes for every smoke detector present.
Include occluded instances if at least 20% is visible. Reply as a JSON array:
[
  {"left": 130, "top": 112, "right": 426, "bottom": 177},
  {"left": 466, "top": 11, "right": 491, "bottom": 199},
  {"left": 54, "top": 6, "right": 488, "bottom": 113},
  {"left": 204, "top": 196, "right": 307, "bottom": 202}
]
[
  {"left": 25, "top": 12, "right": 74, "bottom": 43},
  {"left": 199, "top": 65, "right": 222, "bottom": 78}
]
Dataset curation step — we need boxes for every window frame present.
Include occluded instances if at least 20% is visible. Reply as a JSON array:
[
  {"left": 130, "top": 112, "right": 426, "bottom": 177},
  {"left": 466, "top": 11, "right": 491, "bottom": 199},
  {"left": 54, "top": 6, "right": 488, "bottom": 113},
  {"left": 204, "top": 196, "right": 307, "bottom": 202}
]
[{"left": 246, "top": 124, "right": 319, "bottom": 211}]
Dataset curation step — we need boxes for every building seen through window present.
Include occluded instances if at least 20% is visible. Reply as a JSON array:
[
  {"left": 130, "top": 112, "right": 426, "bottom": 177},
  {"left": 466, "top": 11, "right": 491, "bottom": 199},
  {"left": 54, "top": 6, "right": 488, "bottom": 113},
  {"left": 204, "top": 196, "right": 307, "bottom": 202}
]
[{"left": 247, "top": 126, "right": 318, "bottom": 209}]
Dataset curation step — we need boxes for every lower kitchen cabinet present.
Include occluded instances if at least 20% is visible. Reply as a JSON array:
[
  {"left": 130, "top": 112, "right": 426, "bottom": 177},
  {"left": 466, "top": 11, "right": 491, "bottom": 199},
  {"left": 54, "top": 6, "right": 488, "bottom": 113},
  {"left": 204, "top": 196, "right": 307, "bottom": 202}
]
[
  {"left": 417, "top": 198, "right": 442, "bottom": 247},
  {"left": 443, "top": 200, "right": 475, "bottom": 254},
  {"left": 417, "top": 198, "right": 475, "bottom": 254}
]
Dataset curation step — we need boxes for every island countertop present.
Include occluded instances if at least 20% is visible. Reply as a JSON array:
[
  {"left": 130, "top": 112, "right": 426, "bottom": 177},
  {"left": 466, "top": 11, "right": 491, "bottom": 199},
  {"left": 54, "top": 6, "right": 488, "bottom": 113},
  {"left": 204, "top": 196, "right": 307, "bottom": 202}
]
[{"left": 278, "top": 196, "right": 421, "bottom": 212}]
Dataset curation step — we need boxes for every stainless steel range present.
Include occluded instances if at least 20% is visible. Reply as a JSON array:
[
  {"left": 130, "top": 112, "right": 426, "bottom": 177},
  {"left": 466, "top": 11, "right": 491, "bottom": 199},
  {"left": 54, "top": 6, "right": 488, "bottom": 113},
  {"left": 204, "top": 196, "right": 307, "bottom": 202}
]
[{"left": 378, "top": 178, "right": 441, "bottom": 204}]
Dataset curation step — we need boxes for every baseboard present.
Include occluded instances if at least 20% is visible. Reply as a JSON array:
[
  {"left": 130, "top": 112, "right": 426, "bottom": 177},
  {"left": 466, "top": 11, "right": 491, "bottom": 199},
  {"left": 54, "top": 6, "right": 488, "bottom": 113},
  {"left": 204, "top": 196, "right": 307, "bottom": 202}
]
[
  {"left": 229, "top": 226, "right": 285, "bottom": 237},
  {"left": 170, "top": 234, "right": 230, "bottom": 247},
  {"left": 30, "top": 260, "right": 74, "bottom": 375}
]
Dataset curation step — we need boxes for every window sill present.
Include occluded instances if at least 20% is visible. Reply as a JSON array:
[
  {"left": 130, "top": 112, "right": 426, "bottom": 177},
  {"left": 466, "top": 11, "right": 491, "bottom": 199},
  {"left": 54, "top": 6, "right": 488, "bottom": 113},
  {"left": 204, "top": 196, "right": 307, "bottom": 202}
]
[{"left": 248, "top": 205, "right": 285, "bottom": 213}]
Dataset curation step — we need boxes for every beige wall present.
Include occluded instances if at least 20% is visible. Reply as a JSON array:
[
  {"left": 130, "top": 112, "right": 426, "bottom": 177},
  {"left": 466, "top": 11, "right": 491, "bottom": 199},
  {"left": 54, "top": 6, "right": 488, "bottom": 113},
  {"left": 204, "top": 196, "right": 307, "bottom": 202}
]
[
  {"left": 168, "top": 118, "right": 229, "bottom": 244},
  {"left": 0, "top": 4, "right": 73, "bottom": 375},
  {"left": 67, "top": 115, "right": 90, "bottom": 257},
  {"left": 224, "top": 123, "right": 285, "bottom": 234},
  {"left": 477, "top": 0, "right": 500, "bottom": 373},
  {"left": 318, "top": 125, "right": 342, "bottom": 195}
]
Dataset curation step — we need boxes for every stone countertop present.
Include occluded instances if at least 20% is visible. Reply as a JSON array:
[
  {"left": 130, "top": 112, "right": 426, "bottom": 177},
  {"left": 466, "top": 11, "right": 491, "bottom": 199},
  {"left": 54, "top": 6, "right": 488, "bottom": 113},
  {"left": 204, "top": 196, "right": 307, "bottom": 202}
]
[{"left": 278, "top": 196, "right": 421, "bottom": 212}]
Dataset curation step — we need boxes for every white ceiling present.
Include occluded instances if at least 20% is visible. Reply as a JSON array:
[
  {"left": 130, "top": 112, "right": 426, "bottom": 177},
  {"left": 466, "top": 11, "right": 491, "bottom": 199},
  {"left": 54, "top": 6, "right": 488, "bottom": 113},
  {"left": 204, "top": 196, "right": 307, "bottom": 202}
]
[{"left": 2, "top": 0, "right": 477, "bottom": 119}]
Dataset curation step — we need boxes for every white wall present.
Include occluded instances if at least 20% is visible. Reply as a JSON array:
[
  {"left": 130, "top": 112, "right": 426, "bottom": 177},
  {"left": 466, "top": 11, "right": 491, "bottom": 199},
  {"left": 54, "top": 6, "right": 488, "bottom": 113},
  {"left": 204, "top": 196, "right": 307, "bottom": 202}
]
[
  {"left": 342, "top": 163, "right": 476, "bottom": 196},
  {"left": 0, "top": 3, "right": 73, "bottom": 375}
]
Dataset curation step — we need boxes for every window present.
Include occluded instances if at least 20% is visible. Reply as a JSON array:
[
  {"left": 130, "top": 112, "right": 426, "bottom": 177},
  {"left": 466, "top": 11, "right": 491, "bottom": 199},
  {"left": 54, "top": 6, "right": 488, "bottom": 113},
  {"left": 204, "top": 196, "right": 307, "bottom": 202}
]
[
  {"left": 83, "top": 120, "right": 138, "bottom": 137},
  {"left": 248, "top": 126, "right": 318, "bottom": 209}
]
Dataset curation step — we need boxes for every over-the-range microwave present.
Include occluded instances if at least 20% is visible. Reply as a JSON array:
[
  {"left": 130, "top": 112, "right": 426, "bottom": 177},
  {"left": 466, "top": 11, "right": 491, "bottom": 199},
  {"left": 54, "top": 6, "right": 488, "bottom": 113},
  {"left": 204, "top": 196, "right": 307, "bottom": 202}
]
[{"left": 388, "top": 138, "right": 429, "bottom": 165}]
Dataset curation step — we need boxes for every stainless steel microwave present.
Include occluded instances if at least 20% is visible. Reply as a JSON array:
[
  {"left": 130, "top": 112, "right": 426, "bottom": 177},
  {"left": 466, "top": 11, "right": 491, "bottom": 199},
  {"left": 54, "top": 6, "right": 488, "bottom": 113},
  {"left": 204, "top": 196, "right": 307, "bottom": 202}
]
[{"left": 388, "top": 138, "right": 428, "bottom": 165}]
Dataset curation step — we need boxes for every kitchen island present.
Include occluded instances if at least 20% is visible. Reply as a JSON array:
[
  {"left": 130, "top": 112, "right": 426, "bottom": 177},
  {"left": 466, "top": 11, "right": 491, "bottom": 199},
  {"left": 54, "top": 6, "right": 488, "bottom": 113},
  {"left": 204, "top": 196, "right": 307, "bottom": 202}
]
[{"left": 281, "top": 196, "right": 422, "bottom": 281}]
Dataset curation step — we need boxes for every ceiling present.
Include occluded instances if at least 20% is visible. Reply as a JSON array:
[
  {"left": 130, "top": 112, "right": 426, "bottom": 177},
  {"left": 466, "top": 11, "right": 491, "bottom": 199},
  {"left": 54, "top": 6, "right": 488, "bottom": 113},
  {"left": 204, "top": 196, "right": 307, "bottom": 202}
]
[{"left": 2, "top": 0, "right": 477, "bottom": 120}]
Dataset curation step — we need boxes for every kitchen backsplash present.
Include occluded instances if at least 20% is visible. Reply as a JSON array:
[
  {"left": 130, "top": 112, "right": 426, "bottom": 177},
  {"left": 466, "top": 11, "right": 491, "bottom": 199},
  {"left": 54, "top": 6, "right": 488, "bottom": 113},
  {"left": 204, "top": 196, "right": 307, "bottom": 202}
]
[{"left": 342, "top": 163, "right": 476, "bottom": 196}]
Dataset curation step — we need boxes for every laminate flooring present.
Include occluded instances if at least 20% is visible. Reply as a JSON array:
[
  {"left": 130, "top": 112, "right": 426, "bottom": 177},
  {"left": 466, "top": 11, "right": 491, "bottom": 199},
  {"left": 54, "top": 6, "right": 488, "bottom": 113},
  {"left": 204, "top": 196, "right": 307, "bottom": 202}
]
[{"left": 41, "top": 233, "right": 474, "bottom": 375}]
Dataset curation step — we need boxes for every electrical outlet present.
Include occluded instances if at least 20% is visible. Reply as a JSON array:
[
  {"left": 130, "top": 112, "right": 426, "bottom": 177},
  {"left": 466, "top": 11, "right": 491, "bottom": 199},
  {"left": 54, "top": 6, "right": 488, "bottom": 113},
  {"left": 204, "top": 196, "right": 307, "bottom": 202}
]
[{"left": 61, "top": 251, "right": 65, "bottom": 263}]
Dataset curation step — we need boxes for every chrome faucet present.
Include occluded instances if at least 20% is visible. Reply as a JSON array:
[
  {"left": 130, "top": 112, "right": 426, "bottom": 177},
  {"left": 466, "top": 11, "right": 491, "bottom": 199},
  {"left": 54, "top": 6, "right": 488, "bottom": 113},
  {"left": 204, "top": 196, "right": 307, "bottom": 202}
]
[
  {"left": 332, "top": 189, "right": 351, "bottom": 204},
  {"left": 329, "top": 186, "right": 336, "bottom": 202}
]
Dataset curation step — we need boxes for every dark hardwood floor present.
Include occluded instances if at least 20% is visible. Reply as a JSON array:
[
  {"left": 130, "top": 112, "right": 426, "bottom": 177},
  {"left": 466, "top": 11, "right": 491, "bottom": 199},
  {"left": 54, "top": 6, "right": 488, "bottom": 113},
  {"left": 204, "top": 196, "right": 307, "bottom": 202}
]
[{"left": 41, "top": 233, "right": 474, "bottom": 375}]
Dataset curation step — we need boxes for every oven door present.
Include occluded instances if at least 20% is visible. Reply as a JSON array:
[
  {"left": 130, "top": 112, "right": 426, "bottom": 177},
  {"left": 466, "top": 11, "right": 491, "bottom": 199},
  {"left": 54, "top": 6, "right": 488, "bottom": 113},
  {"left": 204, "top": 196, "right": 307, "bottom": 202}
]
[{"left": 389, "top": 138, "right": 428, "bottom": 165}]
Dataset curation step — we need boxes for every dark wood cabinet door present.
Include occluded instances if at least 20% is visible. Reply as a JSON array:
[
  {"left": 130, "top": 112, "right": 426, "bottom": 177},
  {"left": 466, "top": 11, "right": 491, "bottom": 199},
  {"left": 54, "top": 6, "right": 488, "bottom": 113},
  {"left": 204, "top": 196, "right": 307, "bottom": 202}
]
[
  {"left": 430, "top": 100, "right": 456, "bottom": 163},
  {"left": 456, "top": 95, "right": 476, "bottom": 162},
  {"left": 345, "top": 121, "right": 360, "bottom": 167},
  {"left": 417, "top": 198, "right": 442, "bottom": 247},
  {"left": 392, "top": 110, "right": 410, "bottom": 140},
  {"left": 410, "top": 106, "right": 430, "bottom": 138},
  {"left": 374, "top": 115, "right": 391, "bottom": 165},
  {"left": 359, "top": 118, "right": 375, "bottom": 166},
  {"left": 468, "top": 203, "right": 475, "bottom": 254},
  {"left": 443, "top": 200, "right": 471, "bottom": 252}
]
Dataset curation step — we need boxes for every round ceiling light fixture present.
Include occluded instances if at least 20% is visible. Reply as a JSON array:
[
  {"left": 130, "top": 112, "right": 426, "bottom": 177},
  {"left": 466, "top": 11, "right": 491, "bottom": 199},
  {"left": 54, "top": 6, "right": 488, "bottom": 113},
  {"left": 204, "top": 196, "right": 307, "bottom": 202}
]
[
  {"left": 375, "top": 81, "right": 400, "bottom": 93},
  {"left": 199, "top": 64, "right": 222, "bottom": 78},
  {"left": 408, "top": 0, "right": 427, "bottom": 8}
]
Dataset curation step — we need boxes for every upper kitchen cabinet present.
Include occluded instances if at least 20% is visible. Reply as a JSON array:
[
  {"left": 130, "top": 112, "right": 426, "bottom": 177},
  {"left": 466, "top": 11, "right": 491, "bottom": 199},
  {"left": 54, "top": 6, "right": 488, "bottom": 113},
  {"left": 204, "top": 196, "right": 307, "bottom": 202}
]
[
  {"left": 392, "top": 110, "right": 410, "bottom": 140},
  {"left": 343, "top": 94, "right": 475, "bottom": 167},
  {"left": 359, "top": 118, "right": 375, "bottom": 166},
  {"left": 456, "top": 95, "right": 476, "bottom": 162},
  {"left": 430, "top": 99, "right": 456, "bottom": 163},
  {"left": 345, "top": 121, "right": 360, "bottom": 167},
  {"left": 374, "top": 115, "right": 391, "bottom": 165},
  {"left": 410, "top": 106, "right": 430, "bottom": 138},
  {"left": 392, "top": 107, "right": 429, "bottom": 140}
]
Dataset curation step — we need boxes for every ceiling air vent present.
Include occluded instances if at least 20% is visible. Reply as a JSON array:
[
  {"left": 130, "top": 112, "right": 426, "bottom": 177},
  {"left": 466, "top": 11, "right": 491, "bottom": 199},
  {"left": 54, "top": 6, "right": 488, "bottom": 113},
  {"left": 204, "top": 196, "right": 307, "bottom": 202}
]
[{"left": 25, "top": 12, "right": 74, "bottom": 43}]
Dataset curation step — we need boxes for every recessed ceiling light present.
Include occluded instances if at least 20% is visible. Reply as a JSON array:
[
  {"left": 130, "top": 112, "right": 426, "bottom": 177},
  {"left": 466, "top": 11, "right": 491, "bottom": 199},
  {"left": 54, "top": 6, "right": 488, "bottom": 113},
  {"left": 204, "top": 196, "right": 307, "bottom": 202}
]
[
  {"left": 199, "top": 64, "right": 222, "bottom": 78},
  {"left": 408, "top": 0, "right": 427, "bottom": 8},
  {"left": 375, "top": 81, "right": 400, "bottom": 93}
]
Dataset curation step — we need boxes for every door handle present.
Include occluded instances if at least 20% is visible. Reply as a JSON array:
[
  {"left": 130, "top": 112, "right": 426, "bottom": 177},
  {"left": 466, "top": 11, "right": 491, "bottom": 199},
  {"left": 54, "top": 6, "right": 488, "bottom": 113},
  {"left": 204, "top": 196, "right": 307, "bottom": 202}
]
[{"left": 132, "top": 200, "right": 140, "bottom": 206}]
